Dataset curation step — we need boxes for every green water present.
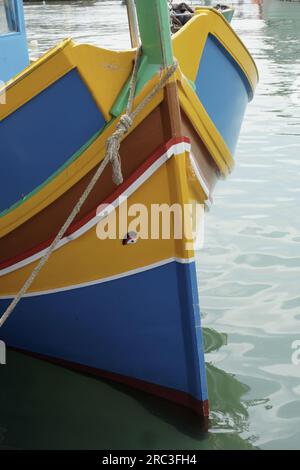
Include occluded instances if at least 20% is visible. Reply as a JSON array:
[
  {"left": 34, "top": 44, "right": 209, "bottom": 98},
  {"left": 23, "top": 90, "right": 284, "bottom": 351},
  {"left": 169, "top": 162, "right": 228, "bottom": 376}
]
[{"left": 1, "top": 0, "right": 300, "bottom": 450}]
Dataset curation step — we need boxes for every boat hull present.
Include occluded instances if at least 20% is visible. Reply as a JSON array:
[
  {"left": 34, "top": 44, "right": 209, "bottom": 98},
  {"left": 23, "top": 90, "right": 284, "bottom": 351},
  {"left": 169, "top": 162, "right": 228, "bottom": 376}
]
[
  {"left": 0, "top": 134, "right": 210, "bottom": 416},
  {"left": 1, "top": 259, "right": 208, "bottom": 415},
  {"left": 0, "top": 8, "right": 258, "bottom": 416}
]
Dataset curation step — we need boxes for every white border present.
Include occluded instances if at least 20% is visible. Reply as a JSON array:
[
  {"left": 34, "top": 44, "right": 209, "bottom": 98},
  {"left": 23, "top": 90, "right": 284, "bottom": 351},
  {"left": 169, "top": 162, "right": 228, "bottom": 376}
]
[
  {"left": 189, "top": 152, "right": 213, "bottom": 209},
  {"left": 0, "top": 256, "right": 195, "bottom": 299}
]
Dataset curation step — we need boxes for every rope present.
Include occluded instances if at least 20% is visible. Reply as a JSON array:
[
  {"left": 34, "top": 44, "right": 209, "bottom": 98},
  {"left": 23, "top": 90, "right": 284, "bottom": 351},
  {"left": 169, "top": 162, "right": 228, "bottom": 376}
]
[{"left": 0, "top": 51, "right": 178, "bottom": 328}]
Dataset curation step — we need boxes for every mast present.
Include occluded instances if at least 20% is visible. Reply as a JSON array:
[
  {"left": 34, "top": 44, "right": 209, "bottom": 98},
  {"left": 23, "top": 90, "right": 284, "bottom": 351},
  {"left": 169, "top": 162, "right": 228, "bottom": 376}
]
[
  {"left": 125, "top": 0, "right": 140, "bottom": 48},
  {"left": 134, "top": 0, "right": 181, "bottom": 137},
  {"left": 134, "top": 0, "right": 174, "bottom": 68},
  {"left": 114, "top": 1, "right": 181, "bottom": 135}
]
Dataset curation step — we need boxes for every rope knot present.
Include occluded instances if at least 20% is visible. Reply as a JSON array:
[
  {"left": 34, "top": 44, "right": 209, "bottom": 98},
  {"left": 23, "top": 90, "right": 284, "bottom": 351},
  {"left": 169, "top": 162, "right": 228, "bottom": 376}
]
[
  {"left": 118, "top": 114, "right": 133, "bottom": 133},
  {"left": 107, "top": 114, "right": 133, "bottom": 186}
]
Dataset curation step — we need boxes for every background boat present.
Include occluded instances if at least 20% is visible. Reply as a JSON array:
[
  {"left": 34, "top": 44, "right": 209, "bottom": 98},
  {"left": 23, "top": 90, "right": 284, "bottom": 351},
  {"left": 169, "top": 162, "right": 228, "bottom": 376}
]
[{"left": 0, "top": 0, "right": 29, "bottom": 82}]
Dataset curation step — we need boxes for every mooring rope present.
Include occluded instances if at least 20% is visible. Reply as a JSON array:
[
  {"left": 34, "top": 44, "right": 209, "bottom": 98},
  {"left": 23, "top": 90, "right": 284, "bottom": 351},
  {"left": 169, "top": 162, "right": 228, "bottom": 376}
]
[{"left": 0, "top": 50, "right": 178, "bottom": 328}]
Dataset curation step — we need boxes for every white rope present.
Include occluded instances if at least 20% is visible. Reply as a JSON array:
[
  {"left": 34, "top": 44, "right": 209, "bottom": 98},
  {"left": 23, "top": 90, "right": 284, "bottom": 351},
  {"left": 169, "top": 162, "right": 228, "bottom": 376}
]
[{"left": 0, "top": 51, "right": 178, "bottom": 328}]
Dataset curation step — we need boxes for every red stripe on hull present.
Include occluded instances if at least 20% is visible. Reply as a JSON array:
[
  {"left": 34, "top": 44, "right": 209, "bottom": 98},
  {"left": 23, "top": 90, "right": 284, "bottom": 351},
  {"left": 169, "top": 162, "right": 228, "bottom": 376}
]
[{"left": 9, "top": 345, "right": 209, "bottom": 419}]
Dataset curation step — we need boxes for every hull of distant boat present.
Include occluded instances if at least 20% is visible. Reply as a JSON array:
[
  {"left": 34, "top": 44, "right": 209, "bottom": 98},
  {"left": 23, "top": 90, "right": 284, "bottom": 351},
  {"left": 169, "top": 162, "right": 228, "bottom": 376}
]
[
  {"left": 0, "top": 0, "right": 29, "bottom": 83},
  {"left": 0, "top": 9, "right": 258, "bottom": 416},
  {"left": 195, "top": 6, "right": 235, "bottom": 24}
]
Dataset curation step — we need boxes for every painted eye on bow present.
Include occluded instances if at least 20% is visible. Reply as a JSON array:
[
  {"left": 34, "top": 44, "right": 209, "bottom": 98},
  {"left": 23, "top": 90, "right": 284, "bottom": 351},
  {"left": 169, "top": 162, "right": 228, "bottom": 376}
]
[{"left": 122, "top": 231, "right": 138, "bottom": 246}]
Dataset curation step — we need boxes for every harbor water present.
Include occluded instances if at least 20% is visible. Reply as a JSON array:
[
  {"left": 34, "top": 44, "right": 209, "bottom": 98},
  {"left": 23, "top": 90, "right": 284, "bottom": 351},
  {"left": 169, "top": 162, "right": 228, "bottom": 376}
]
[{"left": 0, "top": 0, "right": 300, "bottom": 450}]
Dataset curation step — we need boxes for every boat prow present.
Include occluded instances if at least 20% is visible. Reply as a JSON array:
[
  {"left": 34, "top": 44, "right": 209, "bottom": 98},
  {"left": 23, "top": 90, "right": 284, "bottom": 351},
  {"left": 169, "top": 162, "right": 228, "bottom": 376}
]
[{"left": 0, "top": 1, "right": 258, "bottom": 417}]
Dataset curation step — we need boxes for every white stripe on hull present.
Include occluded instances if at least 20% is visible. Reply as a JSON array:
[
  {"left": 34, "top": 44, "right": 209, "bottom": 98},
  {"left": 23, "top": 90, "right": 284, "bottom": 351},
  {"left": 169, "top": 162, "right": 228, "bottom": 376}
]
[{"left": 0, "top": 256, "right": 195, "bottom": 299}]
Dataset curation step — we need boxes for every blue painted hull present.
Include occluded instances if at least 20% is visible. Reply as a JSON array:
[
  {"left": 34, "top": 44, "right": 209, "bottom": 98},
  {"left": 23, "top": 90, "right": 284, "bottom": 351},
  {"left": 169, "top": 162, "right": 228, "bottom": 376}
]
[
  {"left": 0, "top": 69, "right": 105, "bottom": 214},
  {"left": 0, "top": 260, "right": 208, "bottom": 414},
  {"left": 196, "top": 34, "right": 251, "bottom": 154}
]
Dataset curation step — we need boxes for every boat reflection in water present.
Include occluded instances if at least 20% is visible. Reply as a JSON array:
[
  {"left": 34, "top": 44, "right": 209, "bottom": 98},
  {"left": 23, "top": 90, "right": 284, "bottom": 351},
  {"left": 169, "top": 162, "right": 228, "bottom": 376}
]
[{"left": 0, "top": 327, "right": 257, "bottom": 449}]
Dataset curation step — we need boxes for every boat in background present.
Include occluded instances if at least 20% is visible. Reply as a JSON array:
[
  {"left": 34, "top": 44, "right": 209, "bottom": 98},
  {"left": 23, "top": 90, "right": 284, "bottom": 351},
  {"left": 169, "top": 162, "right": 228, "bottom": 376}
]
[
  {"left": 197, "top": 4, "right": 235, "bottom": 23},
  {"left": 169, "top": 3, "right": 235, "bottom": 32},
  {"left": 0, "top": 0, "right": 258, "bottom": 417},
  {"left": 0, "top": 0, "right": 29, "bottom": 83}
]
